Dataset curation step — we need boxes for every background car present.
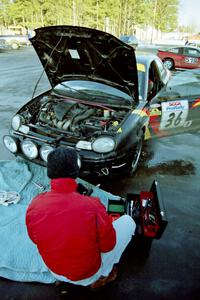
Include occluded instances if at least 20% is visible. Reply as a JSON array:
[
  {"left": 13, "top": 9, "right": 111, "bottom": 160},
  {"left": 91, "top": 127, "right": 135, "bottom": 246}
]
[
  {"left": 157, "top": 46, "right": 200, "bottom": 70},
  {"left": 186, "top": 41, "right": 200, "bottom": 48},
  {"left": 0, "top": 38, "right": 7, "bottom": 51},
  {"left": 3, "top": 26, "right": 148, "bottom": 178},
  {"left": 119, "top": 35, "right": 138, "bottom": 49},
  {"left": 0, "top": 35, "right": 30, "bottom": 49},
  {"left": 136, "top": 54, "right": 171, "bottom": 102}
]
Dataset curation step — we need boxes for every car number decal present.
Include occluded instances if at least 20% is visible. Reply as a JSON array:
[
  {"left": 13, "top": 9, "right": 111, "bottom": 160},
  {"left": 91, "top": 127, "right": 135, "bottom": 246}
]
[
  {"left": 184, "top": 57, "right": 198, "bottom": 64},
  {"left": 160, "top": 100, "right": 189, "bottom": 130}
]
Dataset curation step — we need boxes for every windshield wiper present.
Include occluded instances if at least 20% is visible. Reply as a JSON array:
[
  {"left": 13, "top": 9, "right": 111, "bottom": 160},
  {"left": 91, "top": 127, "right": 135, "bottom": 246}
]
[
  {"left": 59, "top": 82, "right": 97, "bottom": 101},
  {"left": 60, "top": 81, "right": 132, "bottom": 102},
  {"left": 51, "top": 92, "right": 116, "bottom": 111}
]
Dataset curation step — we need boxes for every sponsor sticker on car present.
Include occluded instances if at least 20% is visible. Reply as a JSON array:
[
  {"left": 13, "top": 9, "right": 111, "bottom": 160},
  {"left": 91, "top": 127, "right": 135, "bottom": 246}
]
[{"left": 160, "top": 100, "right": 189, "bottom": 130}]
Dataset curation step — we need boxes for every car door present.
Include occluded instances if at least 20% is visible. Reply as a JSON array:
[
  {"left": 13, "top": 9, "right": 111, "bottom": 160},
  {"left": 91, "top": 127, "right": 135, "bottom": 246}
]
[
  {"left": 181, "top": 47, "right": 200, "bottom": 69},
  {"left": 167, "top": 47, "right": 183, "bottom": 68},
  {"left": 155, "top": 58, "right": 170, "bottom": 86},
  {"left": 147, "top": 59, "right": 170, "bottom": 102}
]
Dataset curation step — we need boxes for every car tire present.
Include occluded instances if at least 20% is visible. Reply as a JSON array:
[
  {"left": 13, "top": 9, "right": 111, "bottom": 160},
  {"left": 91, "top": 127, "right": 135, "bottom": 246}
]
[
  {"left": 128, "top": 130, "right": 144, "bottom": 175},
  {"left": 11, "top": 42, "right": 19, "bottom": 50},
  {"left": 163, "top": 58, "right": 174, "bottom": 70}
]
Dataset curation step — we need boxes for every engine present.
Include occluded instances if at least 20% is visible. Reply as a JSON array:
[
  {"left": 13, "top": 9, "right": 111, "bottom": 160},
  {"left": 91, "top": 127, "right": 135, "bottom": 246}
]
[{"left": 37, "top": 99, "right": 128, "bottom": 137}]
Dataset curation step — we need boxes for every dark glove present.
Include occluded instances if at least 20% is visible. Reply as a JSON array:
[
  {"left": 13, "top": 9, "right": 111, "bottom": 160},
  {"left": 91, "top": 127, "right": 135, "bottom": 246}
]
[{"left": 77, "top": 183, "right": 93, "bottom": 196}]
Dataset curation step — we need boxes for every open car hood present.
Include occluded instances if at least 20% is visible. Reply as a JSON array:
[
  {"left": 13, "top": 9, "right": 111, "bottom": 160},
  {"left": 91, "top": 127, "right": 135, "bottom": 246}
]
[{"left": 30, "top": 26, "right": 138, "bottom": 99}]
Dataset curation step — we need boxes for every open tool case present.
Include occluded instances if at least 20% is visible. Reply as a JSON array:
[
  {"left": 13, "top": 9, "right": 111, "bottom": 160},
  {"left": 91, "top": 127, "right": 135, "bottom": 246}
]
[{"left": 108, "top": 180, "right": 168, "bottom": 239}]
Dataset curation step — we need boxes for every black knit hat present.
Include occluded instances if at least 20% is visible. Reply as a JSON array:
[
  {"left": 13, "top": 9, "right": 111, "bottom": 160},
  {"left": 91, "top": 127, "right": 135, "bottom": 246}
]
[{"left": 47, "top": 148, "right": 80, "bottom": 179}]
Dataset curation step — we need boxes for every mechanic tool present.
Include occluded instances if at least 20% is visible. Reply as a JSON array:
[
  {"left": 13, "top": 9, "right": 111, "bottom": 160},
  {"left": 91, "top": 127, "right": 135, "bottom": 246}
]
[
  {"left": 0, "top": 191, "right": 21, "bottom": 206},
  {"left": 108, "top": 199, "right": 126, "bottom": 222},
  {"left": 77, "top": 183, "right": 93, "bottom": 196},
  {"left": 32, "top": 181, "right": 46, "bottom": 192}
]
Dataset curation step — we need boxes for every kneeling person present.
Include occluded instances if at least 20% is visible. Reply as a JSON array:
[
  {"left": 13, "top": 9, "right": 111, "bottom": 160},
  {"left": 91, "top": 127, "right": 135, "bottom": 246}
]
[{"left": 26, "top": 148, "right": 135, "bottom": 288}]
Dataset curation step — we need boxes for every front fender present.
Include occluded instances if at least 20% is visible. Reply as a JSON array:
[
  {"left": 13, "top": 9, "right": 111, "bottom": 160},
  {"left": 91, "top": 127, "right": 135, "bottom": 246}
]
[{"left": 114, "top": 102, "right": 148, "bottom": 150}]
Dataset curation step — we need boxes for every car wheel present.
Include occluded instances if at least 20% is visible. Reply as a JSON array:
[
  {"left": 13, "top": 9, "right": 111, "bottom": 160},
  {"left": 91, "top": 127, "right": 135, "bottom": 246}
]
[
  {"left": 128, "top": 130, "right": 144, "bottom": 175},
  {"left": 11, "top": 42, "right": 19, "bottom": 50},
  {"left": 163, "top": 58, "right": 174, "bottom": 70}
]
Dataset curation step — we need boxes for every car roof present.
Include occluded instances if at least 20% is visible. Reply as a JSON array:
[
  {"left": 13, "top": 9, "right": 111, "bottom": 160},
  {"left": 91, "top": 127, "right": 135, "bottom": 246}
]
[
  {"left": 136, "top": 53, "right": 158, "bottom": 68},
  {"left": 164, "top": 46, "right": 199, "bottom": 50},
  {"left": 184, "top": 45, "right": 200, "bottom": 49}
]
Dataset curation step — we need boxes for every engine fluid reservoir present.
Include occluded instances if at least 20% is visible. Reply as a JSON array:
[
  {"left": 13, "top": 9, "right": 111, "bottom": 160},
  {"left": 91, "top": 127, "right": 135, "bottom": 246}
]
[{"left": 103, "top": 110, "right": 110, "bottom": 118}]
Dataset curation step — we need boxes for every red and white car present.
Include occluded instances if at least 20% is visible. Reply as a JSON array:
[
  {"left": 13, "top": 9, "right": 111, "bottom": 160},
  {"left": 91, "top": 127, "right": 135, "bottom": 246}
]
[{"left": 157, "top": 46, "right": 200, "bottom": 70}]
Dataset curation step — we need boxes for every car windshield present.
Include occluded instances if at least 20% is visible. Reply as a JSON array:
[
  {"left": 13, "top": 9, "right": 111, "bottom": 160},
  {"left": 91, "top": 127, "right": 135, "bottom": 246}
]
[
  {"left": 53, "top": 80, "right": 133, "bottom": 105},
  {"left": 153, "top": 69, "right": 200, "bottom": 101},
  {"left": 136, "top": 62, "right": 147, "bottom": 101}
]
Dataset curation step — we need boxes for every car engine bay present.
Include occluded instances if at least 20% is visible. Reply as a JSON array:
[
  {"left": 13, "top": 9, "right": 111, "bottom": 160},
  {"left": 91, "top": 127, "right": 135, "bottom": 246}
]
[{"left": 18, "top": 95, "right": 131, "bottom": 139}]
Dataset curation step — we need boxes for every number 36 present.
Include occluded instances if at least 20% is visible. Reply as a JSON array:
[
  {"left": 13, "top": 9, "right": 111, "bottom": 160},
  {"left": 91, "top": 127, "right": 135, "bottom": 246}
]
[{"left": 165, "top": 111, "right": 183, "bottom": 128}]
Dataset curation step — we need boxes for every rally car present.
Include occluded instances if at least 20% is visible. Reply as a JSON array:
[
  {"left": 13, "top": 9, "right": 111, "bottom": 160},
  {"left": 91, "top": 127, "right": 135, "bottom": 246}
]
[
  {"left": 157, "top": 46, "right": 200, "bottom": 70},
  {"left": 3, "top": 25, "right": 149, "bottom": 177},
  {"left": 148, "top": 68, "right": 200, "bottom": 139},
  {"left": 4, "top": 26, "right": 199, "bottom": 178}
]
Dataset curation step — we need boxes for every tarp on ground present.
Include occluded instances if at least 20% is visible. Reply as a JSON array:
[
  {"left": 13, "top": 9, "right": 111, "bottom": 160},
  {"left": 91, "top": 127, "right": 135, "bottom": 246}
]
[{"left": 0, "top": 158, "right": 120, "bottom": 283}]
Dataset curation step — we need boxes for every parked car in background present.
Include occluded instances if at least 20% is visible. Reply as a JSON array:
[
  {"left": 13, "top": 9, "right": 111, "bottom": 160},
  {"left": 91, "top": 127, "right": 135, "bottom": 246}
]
[
  {"left": 157, "top": 46, "right": 200, "bottom": 70},
  {"left": 0, "top": 38, "right": 7, "bottom": 51},
  {"left": 186, "top": 41, "right": 200, "bottom": 48},
  {"left": 119, "top": 35, "right": 138, "bottom": 49},
  {"left": 0, "top": 35, "right": 30, "bottom": 49},
  {"left": 136, "top": 54, "right": 170, "bottom": 102}
]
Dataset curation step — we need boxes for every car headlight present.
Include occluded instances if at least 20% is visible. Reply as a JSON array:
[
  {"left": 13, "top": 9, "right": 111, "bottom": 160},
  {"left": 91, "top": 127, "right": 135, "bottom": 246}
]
[
  {"left": 92, "top": 136, "right": 115, "bottom": 153},
  {"left": 21, "top": 139, "right": 38, "bottom": 159},
  {"left": 77, "top": 154, "right": 81, "bottom": 169},
  {"left": 11, "top": 115, "right": 23, "bottom": 131},
  {"left": 76, "top": 141, "right": 92, "bottom": 150},
  {"left": 3, "top": 135, "right": 18, "bottom": 153},
  {"left": 40, "top": 145, "right": 54, "bottom": 162}
]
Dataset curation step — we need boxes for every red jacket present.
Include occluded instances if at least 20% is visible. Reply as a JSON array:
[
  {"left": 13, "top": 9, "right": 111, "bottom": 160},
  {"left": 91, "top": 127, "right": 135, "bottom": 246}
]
[{"left": 26, "top": 178, "right": 116, "bottom": 281}]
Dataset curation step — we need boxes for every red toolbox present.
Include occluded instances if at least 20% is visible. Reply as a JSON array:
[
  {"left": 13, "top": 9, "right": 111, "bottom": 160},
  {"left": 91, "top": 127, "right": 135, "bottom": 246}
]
[{"left": 108, "top": 180, "right": 168, "bottom": 239}]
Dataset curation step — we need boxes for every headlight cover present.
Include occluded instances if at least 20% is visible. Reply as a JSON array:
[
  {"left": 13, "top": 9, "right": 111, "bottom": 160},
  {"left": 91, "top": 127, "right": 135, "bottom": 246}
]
[
  {"left": 92, "top": 136, "right": 115, "bottom": 153},
  {"left": 21, "top": 139, "right": 38, "bottom": 159},
  {"left": 40, "top": 145, "right": 54, "bottom": 162},
  {"left": 76, "top": 140, "right": 92, "bottom": 150},
  {"left": 11, "top": 115, "right": 23, "bottom": 131},
  {"left": 3, "top": 136, "right": 18, "bottom": 153},
  {"left": 77, "top": 154, "right": 81, "bottom": 169}
]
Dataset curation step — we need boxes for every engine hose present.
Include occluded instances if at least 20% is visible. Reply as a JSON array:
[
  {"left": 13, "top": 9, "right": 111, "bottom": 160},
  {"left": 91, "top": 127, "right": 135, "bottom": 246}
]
[
  {"left": 71, "top": 108, "right": 95, "bottom": 131},
  {"left": 101, "top": 168, "right": 109, "bottom": 176}
]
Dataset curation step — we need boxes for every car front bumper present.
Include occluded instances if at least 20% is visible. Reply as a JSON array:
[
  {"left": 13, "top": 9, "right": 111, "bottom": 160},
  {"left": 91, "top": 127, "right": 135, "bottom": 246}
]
[{"left": 4, "top": 132, "right": 134, "bottom": 177}]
